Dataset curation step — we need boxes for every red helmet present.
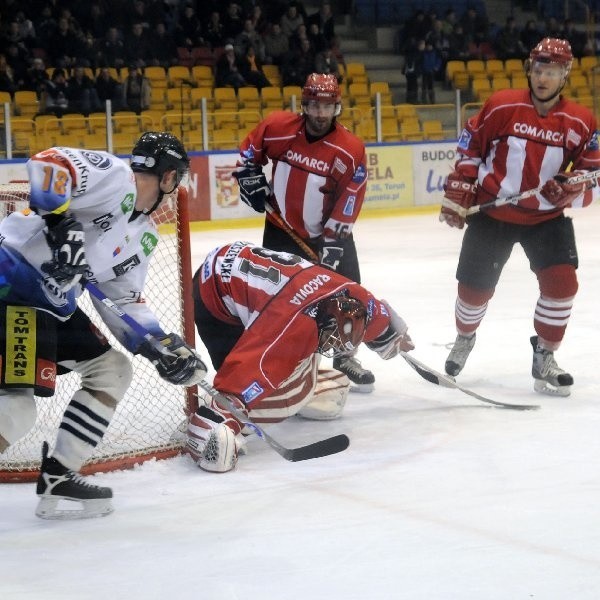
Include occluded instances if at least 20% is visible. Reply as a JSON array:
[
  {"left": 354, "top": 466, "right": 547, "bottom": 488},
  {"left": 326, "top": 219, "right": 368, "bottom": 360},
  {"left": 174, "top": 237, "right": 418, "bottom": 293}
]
[
  {"left": 316, "top": 295, "right": 368, "bottom": 358},
  {"left": 302, "top": 73, "right": 342, "bottom": 112},
  {"left": 529, "top": 38, "right": 573, "bottom": 72}
]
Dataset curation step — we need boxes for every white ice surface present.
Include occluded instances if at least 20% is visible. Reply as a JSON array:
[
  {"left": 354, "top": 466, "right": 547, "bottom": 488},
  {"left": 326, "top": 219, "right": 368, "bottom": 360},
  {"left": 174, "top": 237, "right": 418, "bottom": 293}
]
[{"left": 3, "top": 206, "right": 600, "bottom": 599}]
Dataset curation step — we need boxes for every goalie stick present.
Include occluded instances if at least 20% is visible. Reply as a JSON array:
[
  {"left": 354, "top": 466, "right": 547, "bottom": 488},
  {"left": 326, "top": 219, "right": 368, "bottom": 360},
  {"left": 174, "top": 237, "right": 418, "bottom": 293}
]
[
  {"left": 399, "top": 351, "right": 540, "bottom": 411},
  {"left": 85, "top": 281, "right": 350, "bottom": 462},
  {"left": 466, "top": 169, "right": 600, "bottom": 215}
]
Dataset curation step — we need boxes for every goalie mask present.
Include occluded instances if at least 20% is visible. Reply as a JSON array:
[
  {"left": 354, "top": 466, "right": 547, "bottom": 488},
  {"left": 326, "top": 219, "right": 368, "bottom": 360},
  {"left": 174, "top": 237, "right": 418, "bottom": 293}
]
[
  {"left": 131, "top": 132, "right": 190, "bottom": 188},
  {"left": 316, "top": 295, "right": 368, "bottom": 358}
]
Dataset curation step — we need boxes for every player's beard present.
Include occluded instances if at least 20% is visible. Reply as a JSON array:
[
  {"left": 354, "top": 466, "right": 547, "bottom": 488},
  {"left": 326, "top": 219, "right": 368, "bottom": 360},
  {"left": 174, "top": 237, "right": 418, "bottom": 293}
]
[{"left": 305, "top": 114, "right": 333, "bottom": 137}]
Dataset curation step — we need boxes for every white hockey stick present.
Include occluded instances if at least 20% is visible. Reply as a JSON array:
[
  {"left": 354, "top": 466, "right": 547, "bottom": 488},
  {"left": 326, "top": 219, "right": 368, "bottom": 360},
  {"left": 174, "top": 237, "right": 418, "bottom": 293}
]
[
  {"left": 399, "top": 351, "right": 540, "bottom": 410},
  {"left": 466, "top": 169, "right": 600, "bottom": 215},
  {"left": 85, "top": 281, "right": 350, "bottom": 462}
]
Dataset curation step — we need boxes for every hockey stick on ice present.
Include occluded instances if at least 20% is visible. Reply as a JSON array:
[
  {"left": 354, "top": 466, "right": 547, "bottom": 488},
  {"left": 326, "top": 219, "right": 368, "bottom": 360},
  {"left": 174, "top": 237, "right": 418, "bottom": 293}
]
[
  {"left": 85, "top": 281, "right": 350, "bottom": 462},
  {"left": 399, "top": 351, "right": 540, "bottom": 411},
  {"left": 466, "top": 169, "right": 600, "bottom": 215}
]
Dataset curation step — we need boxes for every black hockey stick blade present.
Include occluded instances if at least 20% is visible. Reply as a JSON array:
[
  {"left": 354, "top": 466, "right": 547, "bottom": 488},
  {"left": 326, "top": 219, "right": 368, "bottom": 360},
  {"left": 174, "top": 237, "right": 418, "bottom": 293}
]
[
  {"left": 399, "top": 352, "right": 540, "bottom": 411},
  {"left": 197, "top": 383, "right": 351, "bottom": 461}
]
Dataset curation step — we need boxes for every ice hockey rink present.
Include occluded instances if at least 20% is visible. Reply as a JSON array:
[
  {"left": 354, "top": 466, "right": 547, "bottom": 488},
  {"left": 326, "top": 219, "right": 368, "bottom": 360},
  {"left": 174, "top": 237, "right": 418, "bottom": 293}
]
[{"left": 3, "top": 204, "right": 600, "bottom": 600}]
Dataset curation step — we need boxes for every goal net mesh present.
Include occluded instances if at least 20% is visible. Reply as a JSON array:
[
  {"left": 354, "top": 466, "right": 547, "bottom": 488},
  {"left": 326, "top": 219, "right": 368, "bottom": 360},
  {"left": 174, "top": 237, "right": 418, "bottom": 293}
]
[{"left": 0, "top": 181, "right": 196, "bottom": 481}]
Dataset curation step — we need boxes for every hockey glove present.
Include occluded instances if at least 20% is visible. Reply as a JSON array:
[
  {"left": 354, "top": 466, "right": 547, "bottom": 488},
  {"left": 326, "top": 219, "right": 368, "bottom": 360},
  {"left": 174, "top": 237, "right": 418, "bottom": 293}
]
[
  {"left": 439, "top": 171, "right": 477, "bottom": 229},
  {"left": 319, "top": 239, "right": 344, "bottom": 271},
  {"left": 138, "top": 333, "right": 207, "bottom": 386},
  {"left": 540, "top": 171, "right": 587, "bottom": 208},
  {"left": 366, "top": 300, "right": 414, "bottom": 360},
  {"left": 41, "top": 214, "right": 87, "bottom": 291},
  {"left": 232, "top": 162, "right": 270, "bottom": 212}
]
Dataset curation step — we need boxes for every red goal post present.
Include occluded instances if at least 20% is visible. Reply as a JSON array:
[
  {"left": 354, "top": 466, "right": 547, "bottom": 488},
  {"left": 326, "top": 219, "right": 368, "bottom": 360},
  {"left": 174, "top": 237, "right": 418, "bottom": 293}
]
[{"left": 0, "top": 181, "right": 198, "bottom": 482}]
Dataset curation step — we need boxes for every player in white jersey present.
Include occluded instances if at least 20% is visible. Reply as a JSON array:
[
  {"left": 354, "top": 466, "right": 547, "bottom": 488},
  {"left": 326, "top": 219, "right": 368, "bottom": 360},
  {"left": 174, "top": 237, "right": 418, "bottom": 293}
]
[
  {"left": 0, "top": 132, "right": 207, "bottom": 519},
  {"left": 439, "top": 38, "right": 600, "bottom": 396}
]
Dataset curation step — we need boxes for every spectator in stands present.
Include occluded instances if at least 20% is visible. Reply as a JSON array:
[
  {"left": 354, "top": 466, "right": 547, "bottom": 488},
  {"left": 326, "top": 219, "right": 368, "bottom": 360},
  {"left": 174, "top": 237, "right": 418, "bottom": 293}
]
[
  {"left": 97, "top": 27, "right": 125, "bottom": 70},
  {"left": 124, "top": 22, "right": 153, "bottom": 68},
  {"left": 95, "top": 66, "right": 122, "bottom": 111},
  {"left": 249, "top": 4, "right": 269, "bottom": 37},
  {"left": 314, "top": 46, "right": 342, "bottom": 83},
  {"left": 32, "top": 4, "right": 58, "bottom": 49},
  {"left": 495, "top": 16, "right": 527, "bottom": 60},
  {"left": 149, "top": 22, "right": 178, "bottom": 68},
  {"left": 425, "top": 18, "right": 450, "bottom": 79},
  {"left": 47, "top": 16, "right": 82, "bottom": 69},
  {"left": 222, "top": 2, "right": 245, "bottom": 41},
  {"left": 421, "top": 40, "right": 441, "bottom": 104},
  {"left": 78, "top": 3, "right": 110, "bottom": 41},
  {"left": 280, "top": 3, "right": 304, "bottom": 38},
  {"left": 42, "top": 68, "right": 70, "bottom": 117},
  {"left": 239, "top": 45, "right": 272, "bottom": 90},
  {"left": 306, "top": 1, "right": 336, "bottom": 47},
  {"left": 460, "top": 6, "right": 489, "bottom": 53},
  {"left": 545, "top": 17, "right": 563, "bottom": 39},
  {"left": 307, "top": 22, "right": 329, "bottom": 54},
  {"left": 0, "top": 54, "right": 17, "bottom": 98},
  {"left": 122, "top": 64, "right": 151, "bottom": 113},
  {"left": 447, "top": 23, "right": 471, "bottom": 62},
  {"left": 563, "top": 19, "right": 587, "bottom": 57},
  {"left": 441, "top": 9, "right": 457, "bottom": 37},
  {"left": 215, "top": 43, "right": 247, "bottom": 91},
  {"left": 402, "top": 37, "right": 422, "bottom": 104},
  {"left": 204, "top": 11, "right": 225, "bottom": 50},
  {"left": 67, "top": 64, "right": 101, "bottom": 115},
  {"left": 235, "top": 18, "right": 266, "bottom": 62},
  {"left": 263, "top": 22, "right": 289, "bottom": 66},
  {"left": 23, "top": 57, "right": 50, "bottom": 99},
  {"left": 281, "top": 36, "right": 315, "bottom": 87},
  {"left": 3, "top": 42, "right": 29, "bottom": 90},
  {"left": 173, "top": 4, "right": 206, "bottom": 50},
  {"left": 520, "top": 20, "right": 542, "bottom": 53}
]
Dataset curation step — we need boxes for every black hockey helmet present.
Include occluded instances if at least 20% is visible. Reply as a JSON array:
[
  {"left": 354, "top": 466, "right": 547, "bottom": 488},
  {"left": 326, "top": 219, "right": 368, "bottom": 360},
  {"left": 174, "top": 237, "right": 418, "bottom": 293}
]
[
  {"left": 316, "top": 294, "right": 368, "bottom": 358},
  {"left": 130, "top": 131, "right": 189, "bottom": 187}
]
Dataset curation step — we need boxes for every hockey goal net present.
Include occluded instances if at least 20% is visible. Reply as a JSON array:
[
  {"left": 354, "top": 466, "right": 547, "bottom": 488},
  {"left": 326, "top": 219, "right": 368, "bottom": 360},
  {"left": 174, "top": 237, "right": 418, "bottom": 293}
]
[{"left": 0, "top": 181, "right": 198, "bottom": 482}]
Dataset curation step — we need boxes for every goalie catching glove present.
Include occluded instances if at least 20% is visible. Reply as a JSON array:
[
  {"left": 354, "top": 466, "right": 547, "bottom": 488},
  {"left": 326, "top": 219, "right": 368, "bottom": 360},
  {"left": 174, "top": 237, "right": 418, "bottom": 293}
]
[
  {"left": 540, "top": 171, "right": 587, "bottom": 209},
  {"left": 41, "top": 214, "right": 87, "bottom": 291},
  {"left": 366, "top": 300, "right": 414, "bottom": 359},
  {"left": 232, "top": 162, "right": 270, "bottom": 213},
  {"left": 439, "top": 171, "right": 477, "bottom": 229},
  {"left": 138, "top": 333, "right": 207, "bottom": 386}
]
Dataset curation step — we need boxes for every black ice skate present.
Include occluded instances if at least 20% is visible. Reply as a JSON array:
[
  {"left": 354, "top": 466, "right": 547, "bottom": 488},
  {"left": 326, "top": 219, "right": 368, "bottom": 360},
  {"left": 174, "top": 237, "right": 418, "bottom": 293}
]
[
  {"left": 445, "top": 333, "right": 476, "bottom": 376},
  {"left": 35, "top": 442, "right": 113, "bottom": 520},
  {"left": 531, "top": 336, "right": 573, "bottom": 397},
  {"left": 333, "top": 356, "right": 374, "bottom": 393}
]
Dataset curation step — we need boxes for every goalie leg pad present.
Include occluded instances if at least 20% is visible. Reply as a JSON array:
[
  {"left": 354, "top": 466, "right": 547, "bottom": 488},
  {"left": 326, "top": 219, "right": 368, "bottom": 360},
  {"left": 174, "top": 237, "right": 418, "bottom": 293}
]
[
  {"left": 297, "top": 369, "right": 350, "bottom": 420},
  {"left": 186, "top": 405, "right": 240, "bottom": 472},
  {"left": 0, "top": 388, "right": 37, "bottom": 449}
]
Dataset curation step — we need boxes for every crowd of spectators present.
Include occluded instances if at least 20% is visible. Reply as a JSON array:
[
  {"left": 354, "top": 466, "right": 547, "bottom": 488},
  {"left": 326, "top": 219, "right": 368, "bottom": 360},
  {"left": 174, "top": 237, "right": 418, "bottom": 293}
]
[
  {"left": 0, "top": 0, "right": 345, "bottom": 117},
  {"left": 398, "top": 5, "right": 595, "bottom": 104}
]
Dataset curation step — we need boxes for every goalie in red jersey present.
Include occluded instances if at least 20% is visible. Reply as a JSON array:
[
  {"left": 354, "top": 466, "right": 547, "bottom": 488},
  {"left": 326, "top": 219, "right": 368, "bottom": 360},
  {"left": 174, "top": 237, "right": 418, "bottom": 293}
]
[
  {"left": 232, "top": 73, "right": 375, "bottom": 393},
  {"left": 440, "top": 38, "right": 600, "bottom": 396},
  {"left": 185, "top": 241, "right": 414, "bottom": 472}
]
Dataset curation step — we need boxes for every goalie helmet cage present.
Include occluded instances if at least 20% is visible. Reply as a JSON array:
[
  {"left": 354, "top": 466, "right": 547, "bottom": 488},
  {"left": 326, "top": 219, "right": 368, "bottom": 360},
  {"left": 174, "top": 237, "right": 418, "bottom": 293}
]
[{"left": 0, "top": 181, "right": 198, "bottom": 482}]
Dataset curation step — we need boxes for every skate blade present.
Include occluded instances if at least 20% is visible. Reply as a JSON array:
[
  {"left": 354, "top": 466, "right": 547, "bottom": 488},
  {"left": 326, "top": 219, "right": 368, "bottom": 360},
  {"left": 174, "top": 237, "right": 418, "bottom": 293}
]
[
  {"left": 534, "top": 379, "right": 571, "bottom": 397},
  {"left": 35, "top": 496, "right": 114, "bottom": 520},
  {"left": 349, "top": 383, "right": 374, "bottom": 394}
]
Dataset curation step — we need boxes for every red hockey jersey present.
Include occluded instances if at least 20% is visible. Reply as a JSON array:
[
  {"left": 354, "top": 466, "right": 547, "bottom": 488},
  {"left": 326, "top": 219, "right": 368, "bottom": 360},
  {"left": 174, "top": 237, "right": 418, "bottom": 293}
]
[
  {"left": 239, "top": 111, "right": 367, "bottom": 241},
  {"left": 455, "top": 88, "right": 600, "bottom": 224},
  {"left": 197, "top": 242, "right": 391, "bottom": 405}
]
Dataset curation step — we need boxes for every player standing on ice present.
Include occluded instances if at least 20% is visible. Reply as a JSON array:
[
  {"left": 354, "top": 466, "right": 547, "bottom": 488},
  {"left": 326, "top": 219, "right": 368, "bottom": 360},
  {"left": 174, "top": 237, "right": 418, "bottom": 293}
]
[
  {"left": 232, "top": 73, "right": 375, "bottom": 394},
  {"left": 185, "top": 241, "right": 414, "bottom": 472},
  {"left": 0, "top": 132, "right": 207, "bottom": 519},
  {"left": 439, "top": 38, "right": 600, "bottom": 396}
]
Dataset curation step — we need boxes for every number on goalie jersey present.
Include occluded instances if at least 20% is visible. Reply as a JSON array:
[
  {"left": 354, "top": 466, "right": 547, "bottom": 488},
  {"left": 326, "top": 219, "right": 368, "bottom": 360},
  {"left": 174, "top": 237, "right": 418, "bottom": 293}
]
[{"left": 187, "top": 241, "right": 414, "bottom": 472}]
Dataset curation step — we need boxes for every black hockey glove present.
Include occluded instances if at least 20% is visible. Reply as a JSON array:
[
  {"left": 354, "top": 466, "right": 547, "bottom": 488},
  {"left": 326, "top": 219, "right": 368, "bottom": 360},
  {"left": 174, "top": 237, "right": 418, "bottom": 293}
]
[
  {"left": 232, "top": 162, "right": 270, "bottom": 212},
  {"left": 138, "top": 333, "right": 208, "bottom": 386},
  {"left": 41, "top": 214, "right": 87, "bottom": 291},
  {"left": 318, "top": 240, "right": 344, "bottom": 271}
]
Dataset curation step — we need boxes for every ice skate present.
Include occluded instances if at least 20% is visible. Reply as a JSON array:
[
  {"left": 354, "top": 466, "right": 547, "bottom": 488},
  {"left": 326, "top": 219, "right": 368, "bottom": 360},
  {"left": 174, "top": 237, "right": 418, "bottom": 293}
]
[
  {"left": 445, "top": 333, "right": 476, "bottom": 376},
  {"left": 333, "top": 356, "right": 374, "bottom": 393},
  {"left": 531, "top": 336, "right": 573, "bottom": 397},
  {"left": 35, "top": 442, "right": 113, "bottom": 520}
]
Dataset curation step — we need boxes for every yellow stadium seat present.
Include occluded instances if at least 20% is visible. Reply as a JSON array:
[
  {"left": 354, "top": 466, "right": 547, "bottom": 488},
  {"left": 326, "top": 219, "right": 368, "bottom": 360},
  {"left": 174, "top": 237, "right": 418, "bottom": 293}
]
[
  {"left": 579, "top": 56, "right": 598, "bottom": 76},
  {"left": 511, "top": 73, "right": 528, "bottom": 89},
  {"left": 112, "top": 112, "right": 140, "bottom": 133},
  {"left": 238, "top": 86, "right": 261, "bottom": 110},
  {"left": 400, "top": 120, "right": 422, "bottom": 141},
  {"left": 213, "top": 87, "right": 238, "bottom": 110},
  {"left": 184, "top": 128, "right": 204, "bottom": 151},
  {"left": 262, "top": 65, "right": 281, "bottom": 86},
  {"left": 238, "top": 109, "right": 261, "bottom": 128},
  {"left": 212, "top": 108, "right": 238, "bottom": 130},
  {"left": 466, "top": 60, "right": 486, "bottom": 80},
  {"left": 149, "top": 88, "right": 166, "bottom": 110},
  {"left": 14, "top": 91, "right": 39, "bottom": 116},
  {"left": 472, "top": 76, "right": 492, "bottom": 101},
  {"left": 568, "top": 73, "right": 588, "bottom": 89},
  {"left": 446, "top": 60, "right": 466, "bottom": 84},
  {"left": 112, "top": 132, "right": 138, "bottom": 154},
  {"left": 61, "top": 113, "right": 88, "bottom": 135},
  {"left": 139, "top": 110, "right": 163, "bottom": 129},
  {"left": 166, "top": 87, "right": 191, "bottom": 110},
  {"left": 191, "top": 65, "right": 214, "bottom": 87},
  {"left": 485, "top": 59, "right": 505, "bottom": 79},
  {"left": 282, "top": 85, "right": 302, "bottom": 109},
  {"left": 211, "top": 127, "right": 238, "bottom": 150},
  {"left": 168, "top": 66, "right": 192, "bottom": 87},
  {"left": 369, "top": 81, "right": 393, "bottom": 105},
  {"left": 355, "top": 118, "right": 376, "bottom": 142},
  {"left": 491, "top": 75, "right": 511, "bottom": 92},
  {"left": 160, "top": 110, "right": 193, "bottom": 132},
  {"left": 395, "top": 104, "right": 418, "bottom": 120},
  {"left": 261, "top": 87, "right": 283, "bottom": 110},
  {"left": 144, "top": 66, "right": 168, "bottom": 88},
  {"left": 190, "top": 86, "right": 214, "bottom": 111},
  {"left": 348, "top": 82, "right": 371, "bottom": 106},
  {"left": 83, "top": 132, "right": 107, "bottom": 150},
  {"left": 380, "top": 117, "right": 400, "bottom": 142},
  {"left": 345, "top": 62, "right": 368, "bottom": 85},
  {"left": 504, "top": 58, "right": 524, "bottom": 78},
  {"left": 422, "top": 119, "right": 444, "bottom": 140}
]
